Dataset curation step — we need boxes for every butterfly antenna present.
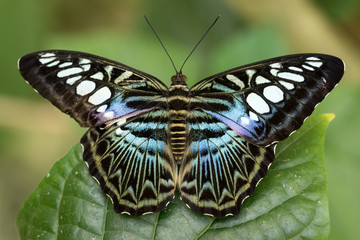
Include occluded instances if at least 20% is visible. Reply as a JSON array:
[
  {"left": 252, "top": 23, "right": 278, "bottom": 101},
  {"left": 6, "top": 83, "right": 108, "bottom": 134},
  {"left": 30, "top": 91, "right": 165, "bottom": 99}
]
[
  {"left": 144, "top": 15, "right": 178, "bottom": 73},
  {"left": 179, "top": 15, "right": 221, "bottom": 73}
]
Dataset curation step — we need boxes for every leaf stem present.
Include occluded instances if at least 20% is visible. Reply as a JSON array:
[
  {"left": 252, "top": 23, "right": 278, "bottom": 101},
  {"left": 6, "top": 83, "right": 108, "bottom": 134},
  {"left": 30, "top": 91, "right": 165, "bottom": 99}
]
[
  {"left": 194, "top": 218, "right": 216, "bottom": 240},
  {"left": 151, "top": 212, "right": 160, "bottom": 240}
]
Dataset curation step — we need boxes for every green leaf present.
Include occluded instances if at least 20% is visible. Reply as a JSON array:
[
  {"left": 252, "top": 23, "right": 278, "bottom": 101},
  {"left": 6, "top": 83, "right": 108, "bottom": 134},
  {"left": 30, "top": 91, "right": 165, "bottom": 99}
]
[{"left": 17, "top": 114, "right": 333, "bottom": 240}]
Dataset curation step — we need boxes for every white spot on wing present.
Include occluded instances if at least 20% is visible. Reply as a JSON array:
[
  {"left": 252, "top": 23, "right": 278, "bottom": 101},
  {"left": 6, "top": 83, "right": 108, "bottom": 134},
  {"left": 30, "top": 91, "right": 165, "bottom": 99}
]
[
  {"left": 270, "top": 69, "right": 279, "bottom": 76},
  {"left": 96, "top": 104, "right": 107, "bottom": 113},
  {"left": 58, "top": 62, "right": 73, "bottom": 68},
  {"left": 104, "top": 65, "right": 114, "bottom": 77},
  {"left": 115, "top": 118, "right": 127, "bottom": 135},
  {"left": 270, "top": 63, "right": 282, "bottom": 69},
  {"left": 246, "top": 93, "right": 270, "bottom": 114},
  {"left": 88, "top": 86, "right": 112, "bottom": 105},
  {"left": 82, "top": 64, "right": 91, "bottom": 71},
  {"left": 226, "top": 74, "right": 245, "bottom": 88},
  {"left": 66, "top": 75, "right": 82, "bottom": 85},
  {"left": 40, "top": 53, "right": 55, "bottom": 58},
  {"left": 278, "top": 72, "right": 304, "bottom": 82},
  {"left": 76, "top": 80, "right": 96, "bottom": 96},
  {"left": 302, "top": 65, "right": 314, "bottom": 71},
  {"left": 255, "top": 75, "right": 271, "bottom": 85},
  {"left": 288, "top": 66, "right": 303, "bottom": 72},
  {"left": 246, "top": 69, "right": 256, "bottom": 80},
  {"left": 79, "top": 58, "right": 91, "bottom": 71},
  {"left": 306, "top": 61, "right": 322, "bottom": 68},
  {"left": 263, "top": 85, "right": 284, "bottom": 103},
  {"left": 39, "top": 57, "right": 56, "bottom": 64},
  {"left": 114, "top": 70, "right": 133, "bottom": 84},
  {"left": 57, "top": 67, "right": 83, "bottom": 78},
  {"left": 249, "top": 111, "right": 259, "bottom": 121},
  {"left": 279, "top": 80, "right": 294, "bottom": 90},
  {"left": 306, "top": 57, "right": 321, "bottom": 61},
  {"left": 46, "top": 60, "right": 60, "bottom": 67},
  {"left": 90, "top": 72, "right": 104, "bottom": 80},
  {"left": 79, "top": 58, "right": 91, "bottom": 65}
]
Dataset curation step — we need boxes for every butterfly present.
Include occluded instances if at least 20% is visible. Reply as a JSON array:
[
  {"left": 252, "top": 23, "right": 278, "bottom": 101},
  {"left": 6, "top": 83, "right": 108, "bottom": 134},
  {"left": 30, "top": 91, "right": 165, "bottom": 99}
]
[{"left": 18, "top": 49, "right": 344, "bottom": 218}]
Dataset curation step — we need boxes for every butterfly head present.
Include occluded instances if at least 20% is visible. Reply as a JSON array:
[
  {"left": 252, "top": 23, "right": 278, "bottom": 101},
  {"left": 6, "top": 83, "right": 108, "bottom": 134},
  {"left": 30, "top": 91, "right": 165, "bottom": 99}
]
[{"left": 171, "top": 72, "right": 188, "bottom": 87}]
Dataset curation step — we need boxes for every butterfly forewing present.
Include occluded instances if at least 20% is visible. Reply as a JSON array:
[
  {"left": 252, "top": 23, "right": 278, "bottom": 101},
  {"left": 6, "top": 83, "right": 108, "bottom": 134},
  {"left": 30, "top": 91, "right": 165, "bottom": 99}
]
[
  {"left": 190, "top": 54, "right": 344, "bottom": 146},
  {"left": 19, "top": 50, "right": 168, "bottom": 127},
  {"left": 81, "top": 109, "right": 177, "bottom": 216}
]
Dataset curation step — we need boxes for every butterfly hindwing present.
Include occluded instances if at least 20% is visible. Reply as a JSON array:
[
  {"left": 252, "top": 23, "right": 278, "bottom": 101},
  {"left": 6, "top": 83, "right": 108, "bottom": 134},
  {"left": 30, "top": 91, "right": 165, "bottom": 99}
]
[
  {"left": 19, "top": 50, "right": 168, "bottom": 127},
  {"left": 81, "top": 109, "right": 177, "bottom": 216},
  {"left": 179, "top": 110, "right": 275, "bottom": 217},
  {"left": 190, "top": 54, "right": 344, "bottom": 146}
]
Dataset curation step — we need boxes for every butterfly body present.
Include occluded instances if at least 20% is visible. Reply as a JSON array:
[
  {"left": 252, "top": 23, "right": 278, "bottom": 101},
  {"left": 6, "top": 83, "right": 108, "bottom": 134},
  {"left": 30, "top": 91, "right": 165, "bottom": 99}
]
[
  {"left": 168, "top": 73, "right": 190, "bottom": 162},
  {"left": 19, "top": 50, "right": 344, "bottom": 218}
]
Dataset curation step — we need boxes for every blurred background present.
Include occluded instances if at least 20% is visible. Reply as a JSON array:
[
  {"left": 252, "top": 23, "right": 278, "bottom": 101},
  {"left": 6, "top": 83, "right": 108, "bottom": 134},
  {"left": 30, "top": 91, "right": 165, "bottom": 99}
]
[{"left": 1, "top": 0, "right": 359, "bottom": 239}]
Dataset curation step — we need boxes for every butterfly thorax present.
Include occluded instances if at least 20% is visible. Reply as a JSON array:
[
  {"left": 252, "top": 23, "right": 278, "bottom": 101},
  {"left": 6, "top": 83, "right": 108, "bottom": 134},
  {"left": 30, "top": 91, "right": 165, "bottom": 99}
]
[{"left": 168, "top": 73, "right": 190, "bottom": 163}]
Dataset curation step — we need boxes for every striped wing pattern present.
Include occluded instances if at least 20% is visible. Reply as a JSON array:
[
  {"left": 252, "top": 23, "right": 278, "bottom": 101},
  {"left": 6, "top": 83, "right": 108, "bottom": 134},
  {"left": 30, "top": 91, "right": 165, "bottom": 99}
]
[
  {"left": 81, "top": 109, "right": 176, "bottom": 216},
  {"left": 19, "top": 50, "right": 344, "bottom": 218},
  {"left": 179, "top": 110, "right": 274, "bottom": 217}
]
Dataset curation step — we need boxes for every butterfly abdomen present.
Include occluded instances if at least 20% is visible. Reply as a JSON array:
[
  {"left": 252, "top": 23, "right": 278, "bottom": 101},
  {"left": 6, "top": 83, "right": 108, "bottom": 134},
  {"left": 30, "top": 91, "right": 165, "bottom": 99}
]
[
  {"left": 169, "top": 116, "right": 187, "bottom": 163},
  {"left": 168, "top": 84, "right": 190, "bottom": 163}
]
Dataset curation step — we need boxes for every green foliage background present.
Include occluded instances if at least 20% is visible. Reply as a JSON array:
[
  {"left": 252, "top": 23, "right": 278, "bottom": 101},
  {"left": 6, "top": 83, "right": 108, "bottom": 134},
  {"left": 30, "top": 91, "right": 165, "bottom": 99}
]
[{"left": 0, "top": 0, "right": 359, "bottom": 239}]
